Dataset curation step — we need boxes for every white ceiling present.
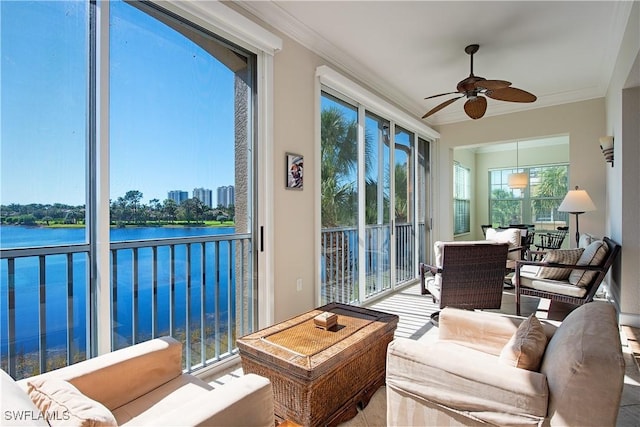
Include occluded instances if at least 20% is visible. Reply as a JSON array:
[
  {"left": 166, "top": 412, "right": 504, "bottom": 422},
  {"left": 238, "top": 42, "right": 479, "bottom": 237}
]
[{"left": 234, "top": 1, "right": 635, "bottom": 126}]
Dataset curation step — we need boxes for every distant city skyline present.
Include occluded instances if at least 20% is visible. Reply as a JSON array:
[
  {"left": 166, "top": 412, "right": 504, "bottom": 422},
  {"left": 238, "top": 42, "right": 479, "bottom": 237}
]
[
  {"left": 217, "top": 186, "right": 235, "bottom": 208},
  {"left": 166, "top": 186, "right": 234, "bottom": 209}
]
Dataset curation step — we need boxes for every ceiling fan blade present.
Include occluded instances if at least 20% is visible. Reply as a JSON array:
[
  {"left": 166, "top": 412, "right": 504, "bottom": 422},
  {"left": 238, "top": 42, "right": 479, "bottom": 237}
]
[
  {"left": 464, "top": 96, "right": 487, "bottom": 120},
  {"left": 474, "top": 79, "right": 511, "bottom": 90},
  {"left": 486, "top": 87, "right": 537, "bottom": 103},
  {"left": 424, "top": 91, "right": 459, "bottom": 100},
  {"left": 422, "top": 96, "right": 463, "bottom": 119}
]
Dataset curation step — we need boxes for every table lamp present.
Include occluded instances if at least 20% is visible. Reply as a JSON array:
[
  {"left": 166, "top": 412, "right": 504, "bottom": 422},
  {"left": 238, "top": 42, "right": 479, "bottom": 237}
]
[{"left": 558, "top": 186, "right": 596, "bottom": 247}]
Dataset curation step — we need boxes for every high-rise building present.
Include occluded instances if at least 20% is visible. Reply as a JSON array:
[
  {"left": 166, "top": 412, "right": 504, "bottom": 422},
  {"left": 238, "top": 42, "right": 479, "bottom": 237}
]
[
  {"left": 192, "top": 187, "right": 213, "bottom": 208},
  {"left": 167, "top": 190, "right": 188, "bottom": 205},
  {"left": 217, "top": 185, "right": 235, "bottom": 208}
]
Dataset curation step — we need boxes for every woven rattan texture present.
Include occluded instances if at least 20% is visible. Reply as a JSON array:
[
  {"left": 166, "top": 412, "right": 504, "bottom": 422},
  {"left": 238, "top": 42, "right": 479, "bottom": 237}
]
[
  {"left": 237, "top": 303, "right": 398, "bottom": 427},
  {"left": 424, "top": 242, "right": 509, "bottom": 310},
  {"left": 241, "top": 319, "right": 393, "bottom": 426},
  {"left": 264, "top": 314, "right": 372, "bottom": 356}
]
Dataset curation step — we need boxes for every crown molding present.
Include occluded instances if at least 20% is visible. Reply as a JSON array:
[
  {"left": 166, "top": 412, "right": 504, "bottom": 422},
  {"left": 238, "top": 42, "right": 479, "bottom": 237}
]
[{"left": 233, "top": 1, "right": 425, "bottom": 115}]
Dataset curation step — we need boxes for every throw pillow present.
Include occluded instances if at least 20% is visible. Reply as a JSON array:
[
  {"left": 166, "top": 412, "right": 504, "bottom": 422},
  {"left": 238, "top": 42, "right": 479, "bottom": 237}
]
[
  {"left": 536, "top": 248, "right": 584, "bottom": 280},
  {"left": 569, "top": 240, "right": 609, "bottom": 287},
  {"left": 27, "top": 378, "right": 117, "bottom": 427},
  {"left": 578, "top": 233, "right": 596, "bottom": 249},
  {"left": 1, "top": 369, "right": 50, "bottom": 426},
  {"left": 499, "top": 314, "right": 548, "bottom": 371},
  {"left": 486, "top": 228, "right": 521, "bottom": 260}
]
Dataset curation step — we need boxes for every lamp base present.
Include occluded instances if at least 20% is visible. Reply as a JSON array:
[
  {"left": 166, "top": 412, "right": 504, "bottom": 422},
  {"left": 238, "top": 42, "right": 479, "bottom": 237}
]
[{"left": 571, "top": 212, "right": 584, "bottom": 248}]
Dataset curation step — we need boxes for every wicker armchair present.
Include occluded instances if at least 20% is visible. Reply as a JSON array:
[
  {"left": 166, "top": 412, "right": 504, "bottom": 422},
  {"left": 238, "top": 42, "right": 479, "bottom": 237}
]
[
  {"left": 420, "top": 241, "right": 509, "bottom": 312},
  {"left": 514, "top": 236, "right": 621, "bottom": 315}
]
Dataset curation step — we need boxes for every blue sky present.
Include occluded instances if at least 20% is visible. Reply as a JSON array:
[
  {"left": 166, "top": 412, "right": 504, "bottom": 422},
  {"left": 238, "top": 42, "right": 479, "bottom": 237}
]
[{"left": 1, "top": 0, "right": 237, "bottom": 206}]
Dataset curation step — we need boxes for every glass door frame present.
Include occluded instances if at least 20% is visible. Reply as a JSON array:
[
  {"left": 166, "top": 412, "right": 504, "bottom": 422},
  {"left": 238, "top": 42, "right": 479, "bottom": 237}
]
[{"left": 316, "top": 66, "right": 439, "bottom": 305}]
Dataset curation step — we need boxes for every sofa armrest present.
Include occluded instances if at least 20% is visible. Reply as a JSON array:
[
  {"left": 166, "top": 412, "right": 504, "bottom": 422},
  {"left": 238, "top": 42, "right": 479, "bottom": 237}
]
[
  {"left": 386, "top": 338, "right": 548, "bottom": 421},
  {"left": 438, "top": 307, "right": 524, "bottom": 355},
  {"left": 18, "top": 337, "right": 183, "bottom": 411},
  {"left": 155, "top": 374, "right": 274, "bottom": 427},
  {"left": 438, "top": 307, "right": 557, "bottom": 356}
]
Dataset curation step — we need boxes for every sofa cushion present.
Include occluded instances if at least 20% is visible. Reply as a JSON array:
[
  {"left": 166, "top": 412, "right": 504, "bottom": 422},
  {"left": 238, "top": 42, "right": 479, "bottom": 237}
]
[
  {"left": 27, "top": 378, "right": 117, "bottom": 427},
  {"left": 536, "top": 248, "right": 583, "bottom": 280},
  {"left": 158, "top": 374, "right": 274, "bottom": 427},
  {"left": 568, "top": 240, "right": 608, "bottom": 287},
  {"left": 1, "top": 369, "right": 49, "bottom": 426},
  {"left": 424, "top": 275, "right": 442, "bottom": 300},
  {"left": 112, "top": 372, "right": 213, "bottom": 425},
  {"left": 540, "top": 302, "right": 625, "bottom": 426},
  {"left": 499, "top": 314, "right": 548, "bottom": 371},
  {"left": 486, "top": 228, "right": 521, "bottom": 260},
  {"left": 514, "top": 266, "right": 588, "bottom": 298},
  {"left": 386, "top": 338, "right": 549, "bottom": 421}
]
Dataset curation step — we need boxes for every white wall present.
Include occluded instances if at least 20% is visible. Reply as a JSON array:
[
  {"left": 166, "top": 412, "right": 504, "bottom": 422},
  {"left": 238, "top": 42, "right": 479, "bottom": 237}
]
[
  {"left": 604, "top": 0, "right": 640, "bottom": 326},
  {"left": 435, "top": 99, "right": 606, "bottom": 246},
  {"left": 271, "top": 36, "right": 324, "bottom": 321}
]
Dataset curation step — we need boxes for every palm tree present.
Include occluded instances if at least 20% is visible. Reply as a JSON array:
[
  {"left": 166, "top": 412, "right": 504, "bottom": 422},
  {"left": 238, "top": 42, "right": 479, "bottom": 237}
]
[
  {"left": 394, "top": 163, "right": 408, "bottom": 222},
  {"left": 532, "top": 166, "right": 568, "bottom": 224},
  {"left": 320, "top": 105, "right": 361, "bottom": 302},
  {"left": 491, "top": 188, "right": 521, "bottom": 226},
  {"left": 320, "top": 106, "right": 358, "bottom": 227},
  {"left": 123, "top": 190, "right": 143, "bottom": 224}
]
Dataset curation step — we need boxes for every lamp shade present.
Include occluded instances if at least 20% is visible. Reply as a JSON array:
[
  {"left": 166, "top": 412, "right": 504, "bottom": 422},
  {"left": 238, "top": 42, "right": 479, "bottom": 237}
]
[
  {"left": 558, "top": 186, "right": 596, "bottom": 213},
  {"left": 508, "top": 172, "right": 528, "bottom": 189}
]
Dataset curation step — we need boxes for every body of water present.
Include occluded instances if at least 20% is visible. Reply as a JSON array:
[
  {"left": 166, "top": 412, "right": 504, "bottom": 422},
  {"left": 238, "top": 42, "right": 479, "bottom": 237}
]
[{"left": 1, "top": 225, "right": 237, "bottom": 362}]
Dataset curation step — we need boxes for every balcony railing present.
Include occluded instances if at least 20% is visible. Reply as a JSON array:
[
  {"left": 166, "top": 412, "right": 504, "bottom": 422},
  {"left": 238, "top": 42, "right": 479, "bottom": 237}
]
[
  {"left": 3, "top": 222, "right": 419, "bottom": 380},
  {"left": 1, "top": 233, "right": 253, "bottom": 380},
  {"left": 321, "top": 222, "right": 422, "bottom": 305},
  {"left": 1, "top": 243, "right": 90, "bottom": 379}
]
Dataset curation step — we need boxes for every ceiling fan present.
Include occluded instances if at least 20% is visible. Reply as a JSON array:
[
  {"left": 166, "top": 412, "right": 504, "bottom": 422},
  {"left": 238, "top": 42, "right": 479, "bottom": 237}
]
[{"left": 422, "top": 44, "right": 537, "bottom": 120}]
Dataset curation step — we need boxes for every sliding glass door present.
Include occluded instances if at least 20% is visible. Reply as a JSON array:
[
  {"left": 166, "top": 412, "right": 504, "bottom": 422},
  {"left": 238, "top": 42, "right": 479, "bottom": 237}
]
[
  {"left": 319, "top": 89, "right": 431, "bottom": 304},
  {"left": 364, "top": 113, "right": 391, "bottom": 296}
]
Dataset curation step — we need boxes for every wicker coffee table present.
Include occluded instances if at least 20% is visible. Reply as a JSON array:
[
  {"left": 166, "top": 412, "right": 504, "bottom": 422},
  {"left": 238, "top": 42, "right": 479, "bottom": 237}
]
[{"left": 237, "top": 303, "right": 398, "bottom": 427}]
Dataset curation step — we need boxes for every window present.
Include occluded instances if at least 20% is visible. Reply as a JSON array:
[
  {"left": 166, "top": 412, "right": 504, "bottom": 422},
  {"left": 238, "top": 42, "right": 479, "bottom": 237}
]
[
  {"left": 318, "top": 67, "right": 437, "bottom": 304},
  {"left": 453, "top": 163, "right": 471, "bottom": 235},
  {"left": 489, "top": 164, "right": 569, "bottom": 229},
  {"left": 1, "top": 0, "right": 90, "bottom": 379},
  {"left": 1, "top": 0, "right": 275, "bottom": 379}
]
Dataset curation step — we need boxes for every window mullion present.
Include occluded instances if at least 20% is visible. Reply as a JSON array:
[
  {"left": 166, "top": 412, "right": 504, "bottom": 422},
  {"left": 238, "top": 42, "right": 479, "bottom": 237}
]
[
  {"left": 389, "top": 123, "right": 396, "bottom": 289},
  {"left": 93, "top": 0, "right": 112, "bottom": 356},
  {"left": 357, "top": 105, "right": 366, "bottom": 303}
]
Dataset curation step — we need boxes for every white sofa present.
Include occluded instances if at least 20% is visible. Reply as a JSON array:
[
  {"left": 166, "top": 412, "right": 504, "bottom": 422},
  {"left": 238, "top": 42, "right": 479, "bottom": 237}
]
[
  {"left": 386, "top": 302, "right": 625, "bottom": 426},
  {"left": 1, "top": 336, "right": 274, "bottom": 426}
]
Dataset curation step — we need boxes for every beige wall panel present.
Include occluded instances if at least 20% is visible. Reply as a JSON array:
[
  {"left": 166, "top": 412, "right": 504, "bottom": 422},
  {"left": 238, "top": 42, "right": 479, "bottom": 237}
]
[
  {"left": 435, "top": 99, "right": 606, "bottom": 246},
  {"left": 272, "top": 37, "right": 324, "bottom": 322}
]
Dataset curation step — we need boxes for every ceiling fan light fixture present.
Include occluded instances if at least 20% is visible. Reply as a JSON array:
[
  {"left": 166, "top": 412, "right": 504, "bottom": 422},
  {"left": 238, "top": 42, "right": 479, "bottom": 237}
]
[{"left": 464, "top": 96, "right": 487, "bottom": 119}]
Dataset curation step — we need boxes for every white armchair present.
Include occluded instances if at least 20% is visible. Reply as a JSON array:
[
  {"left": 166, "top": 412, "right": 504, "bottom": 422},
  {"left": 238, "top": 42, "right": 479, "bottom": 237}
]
[{"left": 386, "top": 302, "right": 625, "bottom": 426}]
